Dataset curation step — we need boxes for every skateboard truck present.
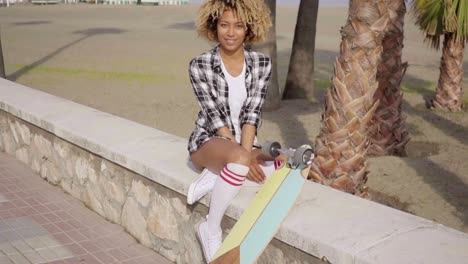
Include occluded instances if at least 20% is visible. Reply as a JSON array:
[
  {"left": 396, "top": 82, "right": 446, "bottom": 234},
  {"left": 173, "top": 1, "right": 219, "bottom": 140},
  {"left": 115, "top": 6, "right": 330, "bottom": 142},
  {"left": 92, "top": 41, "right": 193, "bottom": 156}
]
[{"left": 262, "top": 141, "right": 314, "bottom": 169}]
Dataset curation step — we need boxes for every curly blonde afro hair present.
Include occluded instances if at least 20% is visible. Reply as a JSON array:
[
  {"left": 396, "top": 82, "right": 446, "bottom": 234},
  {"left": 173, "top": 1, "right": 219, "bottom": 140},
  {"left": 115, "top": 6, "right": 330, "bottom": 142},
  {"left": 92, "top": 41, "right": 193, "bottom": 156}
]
[{"left": 196, "top": 0, "right": 272, "bottom": 44}]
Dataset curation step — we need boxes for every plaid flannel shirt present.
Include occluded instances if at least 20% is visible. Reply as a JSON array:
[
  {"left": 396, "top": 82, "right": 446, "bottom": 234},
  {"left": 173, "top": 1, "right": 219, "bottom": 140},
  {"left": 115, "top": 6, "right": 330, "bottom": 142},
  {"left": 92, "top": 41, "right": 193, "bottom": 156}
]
[{"left": 187, "top": 45, "right": 272, "bottom": 154}]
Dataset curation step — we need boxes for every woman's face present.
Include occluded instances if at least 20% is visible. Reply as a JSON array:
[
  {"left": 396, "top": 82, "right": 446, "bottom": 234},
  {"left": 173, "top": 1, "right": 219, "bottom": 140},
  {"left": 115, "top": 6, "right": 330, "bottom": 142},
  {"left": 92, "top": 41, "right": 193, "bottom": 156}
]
[{"left": 217, "top": 9, "right": 247, "bottom": 53}]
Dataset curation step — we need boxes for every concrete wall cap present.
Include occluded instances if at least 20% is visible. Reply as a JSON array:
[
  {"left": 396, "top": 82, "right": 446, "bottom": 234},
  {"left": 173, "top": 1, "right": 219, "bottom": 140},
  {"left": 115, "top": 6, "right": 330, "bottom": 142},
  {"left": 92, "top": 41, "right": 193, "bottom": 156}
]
[{"left": 1, "top": 78, "right": 467, "bottom": 263}]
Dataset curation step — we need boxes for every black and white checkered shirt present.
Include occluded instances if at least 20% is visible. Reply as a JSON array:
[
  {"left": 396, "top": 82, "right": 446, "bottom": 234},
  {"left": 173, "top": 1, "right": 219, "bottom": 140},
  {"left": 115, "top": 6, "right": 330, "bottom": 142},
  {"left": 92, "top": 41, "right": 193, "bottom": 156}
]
[{"left": 188, "top": 45, "right": 272, "bottom": 154}]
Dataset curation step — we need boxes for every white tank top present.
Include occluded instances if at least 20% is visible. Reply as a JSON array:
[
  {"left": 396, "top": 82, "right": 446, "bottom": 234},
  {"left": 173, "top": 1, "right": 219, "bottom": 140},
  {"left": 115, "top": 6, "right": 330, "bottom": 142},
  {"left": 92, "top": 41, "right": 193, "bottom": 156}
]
[{"left": 220, "top": 59, "right": 247, "bottom": 144}]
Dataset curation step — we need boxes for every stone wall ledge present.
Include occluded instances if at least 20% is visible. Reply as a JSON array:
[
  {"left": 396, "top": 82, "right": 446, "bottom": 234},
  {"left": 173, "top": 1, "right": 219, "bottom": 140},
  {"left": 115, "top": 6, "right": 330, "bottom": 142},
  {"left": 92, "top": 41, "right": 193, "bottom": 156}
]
[{"left": 1, "top": 78, "right": 467, "bottom": 264}]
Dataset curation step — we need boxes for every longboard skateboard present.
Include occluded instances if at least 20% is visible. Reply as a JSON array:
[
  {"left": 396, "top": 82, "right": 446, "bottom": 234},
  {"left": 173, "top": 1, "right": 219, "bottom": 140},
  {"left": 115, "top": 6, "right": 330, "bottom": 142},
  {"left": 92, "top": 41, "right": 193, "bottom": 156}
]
[{"left": 211, "top": 142, "right": 313, "bottom": 264}]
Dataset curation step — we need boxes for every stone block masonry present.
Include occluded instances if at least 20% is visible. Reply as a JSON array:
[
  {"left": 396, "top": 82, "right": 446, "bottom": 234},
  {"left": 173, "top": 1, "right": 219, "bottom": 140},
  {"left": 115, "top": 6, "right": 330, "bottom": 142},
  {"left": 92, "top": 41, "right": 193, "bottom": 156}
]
[{"left": 1, "top": 77, "right": 467, "bottom": 264}]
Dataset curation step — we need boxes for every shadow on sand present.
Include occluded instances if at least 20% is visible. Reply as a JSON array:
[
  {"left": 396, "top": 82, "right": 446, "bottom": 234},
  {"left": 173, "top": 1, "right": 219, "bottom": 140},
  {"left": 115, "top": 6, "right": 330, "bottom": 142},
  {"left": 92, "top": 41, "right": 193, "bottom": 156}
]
[
  {"left": 11, "top": 21, "right": 51, "bottom": 26},
  {"left": 404, "top": 149, "right": 468, "bottom": 226},
  {"left": 7, "top": 27, "right": 127, "bottom": 81}
]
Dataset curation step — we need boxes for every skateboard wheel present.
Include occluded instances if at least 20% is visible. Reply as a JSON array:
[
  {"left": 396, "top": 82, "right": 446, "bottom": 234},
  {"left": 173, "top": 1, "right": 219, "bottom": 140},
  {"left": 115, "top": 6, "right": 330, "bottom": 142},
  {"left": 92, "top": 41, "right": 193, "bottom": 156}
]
[
  {"left": 262, "top": 141, "right": 282, "bottom": 157},
  {"left": 293, "top": 145, "right": 314, "bottom": 165}
]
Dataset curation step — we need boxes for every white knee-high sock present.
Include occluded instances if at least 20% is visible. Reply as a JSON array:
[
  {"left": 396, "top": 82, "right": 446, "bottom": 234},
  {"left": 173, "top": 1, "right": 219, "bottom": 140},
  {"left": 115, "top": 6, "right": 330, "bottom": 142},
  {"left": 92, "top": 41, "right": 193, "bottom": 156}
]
[{"left": 207, "top": 163, "right": 249, "bottom": 234}]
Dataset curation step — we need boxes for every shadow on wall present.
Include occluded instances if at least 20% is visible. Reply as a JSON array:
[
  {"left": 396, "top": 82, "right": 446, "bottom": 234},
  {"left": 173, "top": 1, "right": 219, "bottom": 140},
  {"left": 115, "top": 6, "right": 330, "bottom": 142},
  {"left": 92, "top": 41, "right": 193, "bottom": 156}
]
[{"left": 7, "top": 27, "right": 127, "bottom": 81}]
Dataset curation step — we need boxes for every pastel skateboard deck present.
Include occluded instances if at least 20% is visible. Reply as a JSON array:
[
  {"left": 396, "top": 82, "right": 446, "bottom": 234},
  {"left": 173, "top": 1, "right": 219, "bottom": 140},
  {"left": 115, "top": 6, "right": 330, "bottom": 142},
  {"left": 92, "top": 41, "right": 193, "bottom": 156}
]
[{"left": 210, "top": 162, "right": 310, "bottom": 264}]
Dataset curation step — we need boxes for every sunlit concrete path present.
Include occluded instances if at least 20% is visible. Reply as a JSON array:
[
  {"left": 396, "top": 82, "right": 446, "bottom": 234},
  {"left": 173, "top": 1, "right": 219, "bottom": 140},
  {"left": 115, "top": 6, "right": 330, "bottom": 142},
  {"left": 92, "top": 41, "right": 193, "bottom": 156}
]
[{"left": 0, "top": 152, "right": 173, "bottom": 264}]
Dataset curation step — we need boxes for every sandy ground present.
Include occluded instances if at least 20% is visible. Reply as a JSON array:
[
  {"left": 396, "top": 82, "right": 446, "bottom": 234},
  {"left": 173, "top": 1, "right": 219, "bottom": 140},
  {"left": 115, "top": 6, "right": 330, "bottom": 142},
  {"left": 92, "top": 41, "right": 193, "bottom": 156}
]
[{"left": 0, "top": 4, "right": 467, "bottom": 233}]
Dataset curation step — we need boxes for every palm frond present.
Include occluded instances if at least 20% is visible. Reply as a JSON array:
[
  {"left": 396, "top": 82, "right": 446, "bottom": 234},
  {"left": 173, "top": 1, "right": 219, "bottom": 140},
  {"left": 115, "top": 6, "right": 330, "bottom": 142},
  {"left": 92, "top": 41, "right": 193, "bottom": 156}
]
[
  {"left": 455, "top": 0, "right": 468, "bottom": 41},
  {"left": 412, "top": 0, "right": 468, "bottom": 48},
  {"left": 412, "top": 0, "right": 444, "bottom": 49}
]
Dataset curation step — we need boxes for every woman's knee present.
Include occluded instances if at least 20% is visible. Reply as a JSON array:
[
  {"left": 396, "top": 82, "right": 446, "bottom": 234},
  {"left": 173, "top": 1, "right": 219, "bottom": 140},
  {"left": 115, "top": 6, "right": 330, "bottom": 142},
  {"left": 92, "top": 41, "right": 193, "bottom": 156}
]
[{"left": 227, "top": 146, "right": 251, "bottom": 167}]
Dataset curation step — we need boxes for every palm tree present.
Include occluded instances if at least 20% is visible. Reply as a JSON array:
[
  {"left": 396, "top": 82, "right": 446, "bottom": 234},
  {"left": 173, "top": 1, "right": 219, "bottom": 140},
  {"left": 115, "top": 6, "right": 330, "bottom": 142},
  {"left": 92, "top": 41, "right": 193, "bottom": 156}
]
[
  {"left": 283, "top": 0, "right": 319, "bottom": 101},
  {"left": 309, "top": 0, "right": 390, "bottom": 197},
  {"left": 368, "top": 0, "right": 410, "bottom": 156},
  {"left": 253, "top": 0, "right": 280, "bottom": 110},
  {"left": 413, "top": 0, "right": 468, "bottom": 111}
]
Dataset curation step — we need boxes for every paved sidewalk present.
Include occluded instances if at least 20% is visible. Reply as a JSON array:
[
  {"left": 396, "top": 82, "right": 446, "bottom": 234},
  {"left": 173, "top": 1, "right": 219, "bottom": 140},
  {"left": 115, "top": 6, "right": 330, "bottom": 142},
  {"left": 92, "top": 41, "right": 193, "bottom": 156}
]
[{"left": 0, "top": 152, "right": 173, "bottom": 264}]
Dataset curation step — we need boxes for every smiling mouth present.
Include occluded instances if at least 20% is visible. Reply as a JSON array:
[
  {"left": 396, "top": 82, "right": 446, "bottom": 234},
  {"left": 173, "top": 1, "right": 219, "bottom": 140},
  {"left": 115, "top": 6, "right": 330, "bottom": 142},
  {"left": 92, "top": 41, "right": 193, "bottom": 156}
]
[{"left": 225, "top": 39, "right": 237, "bottom": 44}]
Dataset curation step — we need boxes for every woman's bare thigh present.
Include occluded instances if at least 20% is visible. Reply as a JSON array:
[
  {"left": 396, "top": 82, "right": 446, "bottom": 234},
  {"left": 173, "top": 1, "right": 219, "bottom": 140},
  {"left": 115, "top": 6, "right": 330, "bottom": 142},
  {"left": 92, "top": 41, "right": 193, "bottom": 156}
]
[{"left": 191, "top": 138, "right": 250, "bottom": 174}]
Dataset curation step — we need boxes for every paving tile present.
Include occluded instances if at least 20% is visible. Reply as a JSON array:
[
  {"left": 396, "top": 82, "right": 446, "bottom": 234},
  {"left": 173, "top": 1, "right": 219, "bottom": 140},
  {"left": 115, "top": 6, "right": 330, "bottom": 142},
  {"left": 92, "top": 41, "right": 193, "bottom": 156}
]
[
  {"left": 0, "top": 202, "right": 15, "bottom": 211},
  {"left": 0, "top": 223, "right": 10, "bottom": 233},
  {"left": 123, "top": 255, "right": 173, "bottom": 264},
  {"left": 45, "top": 203, "right": 61, "bottom": 213},
  {"left": 93, "top": 238, "right": 114, "bottom": 251},
  {"left": 65, "top": 220, "right": 83, "bottom": 230},
  {"left": 2, "top": 193, "right": 18, "bottom": 202},
  {"left": 10, "top": 240, "right": 33, "bottom": 253},
  {"left": 66, "top": 243, "right": 87, "bottom": 256},
  {"left": 6, "top": 254, "right": 30, "bottom": 264},
  {"left": 55, "top": 221, "right": 74, "bottom": 233},
  {"left": 41, "top": 223, "right": 61, "bottom": 234},
  {"left": 42, "top": 213, "right": 61, "bottom": 223},
  {"left": 31, "top": 215, "right": 49, "bottom": 225},
  {"left": 0, "top": 243, "right": 19, "bottom": 255},
  {"left": 0, "top": 255, "right": 13, "bottom": 264},
  {"left": 36, "top": 248, "right": 59, "bottom": 263},
  {"left": 24, "top": 236, "right": 47, "bottom": 250},
  {"left": 65, "top": 230, "right": 88, "bottom": 243},
  {"left": 107, "top": 248, "right": 130, "bottom": 262},
  {"left": 61, "top": 256, "right": 81, "bottom": 264},
  {"left": 22, "top": 250, "right": 46, "bottom": 264},
  {"left": 0, "top": 231, "right": 21, "bottom": 242},
  {"left": 32, "top": 205, "right": 49, "bottom": 214},
  {"left": 79, "top": 229, "right": 98, "bottom": 240},
  {"left": 51, "top": 233, "right": 73, "bottom": 246},
  {"left": 23, "top": 198, "right": 39, "bottom": 207},
  {"left": 93, "top": 251, "right": 117, "bottom": 264},
  {"left": 40, "top": 235, "right": 62, "bottom": 248},
  {"left": 55, "top": 212, "right": 73, "bottom": 222},
  {"left": 0, "top": 153, "right": 173, "bottom": 264},
  {"left": 0, "top": 210, "right": 14, "bottom": 220},
  {"left": 8, "top": 209, "right": 27, "bottom": 218},
  {"left": 16, "top": 227, "right": 48, "bottom": 239},
  {"left": 50, "top": 245, "right": 74, "bottom": 259},
  {"left": 21, "top": 206, "right": 40, "bottom": 216},
  {"left": 78, "top": 241, "right": 100, "bottom": 254},
  {"left": 122, "top": 244, "right": 154, "bottom": 258},
  {"left": 6, "top": 217, "right": 32, "bottom": 230},
  {"left": 48, "top": 260, "right": 66, "bottom": 264},
  {"left": 78, "top": 254, "right": 102, "bottom": 264}
]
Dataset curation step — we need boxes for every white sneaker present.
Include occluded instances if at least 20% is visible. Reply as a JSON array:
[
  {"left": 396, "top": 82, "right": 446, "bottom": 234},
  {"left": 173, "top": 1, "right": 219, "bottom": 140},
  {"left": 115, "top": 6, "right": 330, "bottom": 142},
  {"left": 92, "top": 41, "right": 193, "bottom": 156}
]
[
  {"left": 187, "top": 168, "right": 217, "bottom": 205},
  {"left": 197, "top": 221, "right": 222, "bottom": 263}
]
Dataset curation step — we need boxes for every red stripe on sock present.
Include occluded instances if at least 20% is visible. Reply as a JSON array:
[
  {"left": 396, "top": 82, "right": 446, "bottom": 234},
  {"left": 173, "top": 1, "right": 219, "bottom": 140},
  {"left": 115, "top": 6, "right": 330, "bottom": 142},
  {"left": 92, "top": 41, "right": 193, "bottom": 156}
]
[
  {"left": 225, "top": 167, "right": 245, "bottom": 177},
  {"left": 274, "top": 160, "right": 283, "bottom": 170},
  {"left": 223, "top": 167, "right": 245, "bottom": 181},
  {"left": 219, "top": 172, "right": 243, "bottom": 186}
]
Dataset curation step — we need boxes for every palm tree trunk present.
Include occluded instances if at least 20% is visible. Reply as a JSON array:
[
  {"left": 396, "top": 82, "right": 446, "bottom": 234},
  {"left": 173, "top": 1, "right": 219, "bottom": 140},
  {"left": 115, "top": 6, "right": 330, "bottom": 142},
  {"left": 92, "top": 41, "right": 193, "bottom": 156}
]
[
  {"left": 309, "top": 0, "right": 390, "bottom": 197},
  {"left": 0, "top": 29, "right": 5, "bottom": 78},
  {"left": 253, "top": 0, "right": 280, "bottom": 111},
  {"left": 368, "top": 0, "right": 409, "bottom": 156},
  {"left": 430, "top": 33, "right": 465, "bottom": 112},
  {"left": 283, "top": 0, "right": 319, "bottom": 101}
]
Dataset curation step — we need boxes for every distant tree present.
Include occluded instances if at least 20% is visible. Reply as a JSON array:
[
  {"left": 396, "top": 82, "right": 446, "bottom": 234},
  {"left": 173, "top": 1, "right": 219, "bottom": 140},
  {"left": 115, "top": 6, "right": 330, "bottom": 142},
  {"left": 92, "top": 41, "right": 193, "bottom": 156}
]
[
  {"left": 0, "top": 29, "right": 5, "bottom": 78},
  {"left": 253, "top": 0, "right": 280, "bottom": 110},
  {"left": 413, "top": 0, "right": 468, "bottom": 111},
  {"left": 283, "top": 0, "right": 319, "bottom": 101}
]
